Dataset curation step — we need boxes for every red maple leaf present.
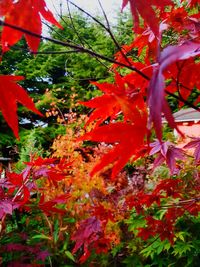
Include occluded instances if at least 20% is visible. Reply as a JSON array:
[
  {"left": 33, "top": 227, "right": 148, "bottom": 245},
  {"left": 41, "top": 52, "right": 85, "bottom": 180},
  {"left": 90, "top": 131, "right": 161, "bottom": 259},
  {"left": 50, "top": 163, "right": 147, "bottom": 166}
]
[
  {"left": 27, "top": 158, "right": 72, "bottom": 185},
  {"left": 7, "top": 172, "right": 23, "bottom": 187},
  {"left": 0, "top": 0, "right": 12, "bottom": 16},
  {"left": 80, "top": 72, "right": 146, "bottom": 126},
  {"left": 0, "top": 75, "right": 42, "bottom": 138},
  {"left": 153, "top": 178, "right": 182, "bottom": 198},
  {"left": 15, "top": 186, "right": 31, "bottom": 206},
  {"left": 1, "top": 0, "right": 63, "bottom": 52},
  {"left": 38, "top": 194, "right": 68, "bottom": 215},
  {"left": 165, "top": 207, "right": 185, "bottom": 223},
  {"left": 166, "top": 59, "right": 200, "bottom": 107},
  {"left": 79, "top": 120, "right": 147, "bottom": 179},
  {"left": 25, "top": 157, "right": 59, "bottom": 167},
  {"left": 138, "top": 216, "right": 175, "bottom": 244},
  {"left": 92, "top": 204, "right": 115, "bottom": 225},
  {"left": 121, "top": 0, "right": 173, "bottom": 36}
]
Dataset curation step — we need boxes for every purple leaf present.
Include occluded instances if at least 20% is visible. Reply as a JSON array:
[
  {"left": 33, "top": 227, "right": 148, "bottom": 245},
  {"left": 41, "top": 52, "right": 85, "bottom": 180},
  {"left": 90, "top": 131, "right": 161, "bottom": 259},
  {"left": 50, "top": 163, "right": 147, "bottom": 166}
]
[
  {"left": 150, "top": 141, "right": 185, "bottom": 174},
  {"left": 6, "top": 244, "right": 27, "bottom": 251},
  {"left": 184, "top": 137, "right": 200, "bottom": 162},
  {"left": 0, "top": 199, "right": 19, "bottom": 217},
  {"left": 148, "top": 68, "right": 165, "bottom": 140},
  {"left": 71, "top": 216, "right": 101, "bottom": 254},
  {"left": 36, "top": 250, "right": 50, "bottom": 261},
  {"left": 159, "top": 41, "right": 200, "bottom": 71},
  {"left": 148, "top": 41, "right": 200, "bottom": 140}
]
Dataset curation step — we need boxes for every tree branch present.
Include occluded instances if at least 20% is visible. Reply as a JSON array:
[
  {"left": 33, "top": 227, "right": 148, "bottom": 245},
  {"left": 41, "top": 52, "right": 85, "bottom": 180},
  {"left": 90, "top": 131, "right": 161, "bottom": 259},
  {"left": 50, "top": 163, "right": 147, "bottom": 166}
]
[
  {"left": 0, "top": 19, "right": 149, "bottom": 80},
  {"left": 1, "top": 19, "right": 199, "bottom": 111},
  {"left": 68, "top": 0, "right": 134, "bottom": 67}
]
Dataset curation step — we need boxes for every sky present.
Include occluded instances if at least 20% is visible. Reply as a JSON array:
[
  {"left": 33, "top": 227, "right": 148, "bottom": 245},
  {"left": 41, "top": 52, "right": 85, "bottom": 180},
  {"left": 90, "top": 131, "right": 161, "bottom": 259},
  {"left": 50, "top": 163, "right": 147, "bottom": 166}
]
[{"left": 45, "top": 0, "right": 123, "bottom": 23}]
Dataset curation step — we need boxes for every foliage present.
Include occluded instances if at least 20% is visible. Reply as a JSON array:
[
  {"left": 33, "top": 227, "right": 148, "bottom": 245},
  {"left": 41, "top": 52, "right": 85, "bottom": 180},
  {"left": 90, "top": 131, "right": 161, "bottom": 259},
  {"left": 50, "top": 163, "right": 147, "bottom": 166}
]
[
  {"left": 0, "top": 11, "right": 119, "bottom": 160},
  {"left": 1, "top": 0, "right": 200, "bottom": 266}
]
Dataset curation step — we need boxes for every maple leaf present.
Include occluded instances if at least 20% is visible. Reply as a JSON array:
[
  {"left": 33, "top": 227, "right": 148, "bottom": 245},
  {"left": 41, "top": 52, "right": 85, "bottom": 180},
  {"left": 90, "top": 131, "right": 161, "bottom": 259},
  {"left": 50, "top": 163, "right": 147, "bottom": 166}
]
[
  {"left": 165, "top": 207, "right": 185, "bottom": 223},
  {"left": 184, "top": 137, "right": 200, "bottom": 163},
  {"left": 0, "top": 75, "right": 42, "bottom": 138},
  {"left": 150, "top": 141, "right": 185, "bottom": 175},
  {"left": 121, "top": 0, "right": 173, "bottom": 36},
  {"left": 166, "top": 59, "right": 200, "bottom": 107},
  {"left": 126, "top": 192, "right": 145, "bottom": 213},
  {"left": 0, "top": 200, "right": 14, "bottom": 216},
  {"left": 92, "top": 237, "right": 110, "bottom": 254},
  {"left": 16, "top": 186, "right": 31, "bottom": 206},
  {"left": 38, "top": 194, "right": 68, "bottom": 215},
  {"left": 138, "top": 216, "right": 175, "bottom": 244},
  {"left": 148, "top": 41, "right": 200, "bottom": 140},
  {"left": 25, "top": 157, "right": 59, "bottom": 166},
  {"left": 153, "top": 178, "right": 182, "bottom": 198},
  {"left": 0, "top": 196, "right": 21, "bottom": 218},
  {"left": 0, "top": 0, "right": 12, "bottom": 16},
  {"left": 80, "top": 72, "right": 146, "bottom": 126},
  {"left": 25, "top": 157, "right": 72, "bottom": 185},
  {"left": 1, "top": 0, "right": 63, "bottom": 52},
  {"left": 35, "top": 166, "right": 67, "bottom": 185},
  {"left": 79, "top": 121, "right": 147, "bottom": 179},
  {"left": 92, "top": 204, "right": 115, "bottom": 226},
  {"left": 71, "top": 216, "right": 101, "bottom": 262},
  {"left": 7, "top": 173, "right": 23, "bottom": 187}
]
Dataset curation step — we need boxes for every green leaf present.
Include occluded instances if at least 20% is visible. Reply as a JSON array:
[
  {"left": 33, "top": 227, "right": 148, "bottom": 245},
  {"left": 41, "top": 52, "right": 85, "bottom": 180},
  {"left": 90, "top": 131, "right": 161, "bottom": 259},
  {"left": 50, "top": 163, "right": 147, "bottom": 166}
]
[
  {"left": 32, "top": 234, "right": 51, "bottom": 240},
  {"left": 64, "top": 218, "right": 76, "bottom": 223},
  {"left": 157, "top": 244, "right": 163, "bottom": 255},
  {"left": 65, "top": 251, "right": 75, "bottom": 262},
  {"left": 173, "top": 241, "right": 194, "bottom": 257},
  {"left": 53, "top": 219, "right": 59, "bottom": 243},
  {"left": 164, "top": 242, "right": 171, "bottom": 252}
]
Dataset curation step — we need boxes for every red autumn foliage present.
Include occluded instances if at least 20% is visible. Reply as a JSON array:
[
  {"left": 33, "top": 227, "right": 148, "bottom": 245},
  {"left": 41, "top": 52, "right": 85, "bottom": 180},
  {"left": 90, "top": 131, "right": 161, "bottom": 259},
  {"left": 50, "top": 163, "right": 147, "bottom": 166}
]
[
  {"left": 1, "top": 0, "right": 200, "bottom": 265},
  {"left": 0, "top": 75, "right": 42, "bottom": 138},
  {"left": 121, "top": 0, "right": 174, "bottom": 36},
  {"left": 80, "top": 72, "right": 146, "bottom": 127},
  {"left": 79, "top": 121, "right": 147, "bottom": 179},
  {"left": 1, "top": 0, "right": 63, "bottom": 52}
]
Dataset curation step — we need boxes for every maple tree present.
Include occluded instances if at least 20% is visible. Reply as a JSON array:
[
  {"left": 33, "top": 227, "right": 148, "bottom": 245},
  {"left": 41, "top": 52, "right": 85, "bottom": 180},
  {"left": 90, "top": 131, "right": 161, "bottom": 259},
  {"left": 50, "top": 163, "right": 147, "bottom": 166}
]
[{"left": 1, "top": 0, "right": 200, "bottom": 265}]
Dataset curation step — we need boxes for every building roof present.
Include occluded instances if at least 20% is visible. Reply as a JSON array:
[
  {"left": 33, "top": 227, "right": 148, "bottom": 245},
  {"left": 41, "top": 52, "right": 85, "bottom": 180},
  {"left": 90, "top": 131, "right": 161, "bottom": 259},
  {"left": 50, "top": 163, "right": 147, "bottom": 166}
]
[
  {"left": 162, "top": 108, "right": 200, "bottom": 123},
  {"left": 173, "top": 108, "right": 200, "bottom": 122}
]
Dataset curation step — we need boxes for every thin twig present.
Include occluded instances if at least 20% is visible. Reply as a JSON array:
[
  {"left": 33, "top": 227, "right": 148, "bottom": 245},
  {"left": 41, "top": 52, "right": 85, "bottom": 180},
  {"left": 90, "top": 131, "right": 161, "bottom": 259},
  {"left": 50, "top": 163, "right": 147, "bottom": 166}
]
[
  {"left": 66, "top": 0, "right": 110, "bottom": 70},
  {"left": 166, "top": 89, "right": 200, "bottom": 111},
  {"left": 1, "top": 20, "right": 200, "bottom": 110},
  {"left": 0, "top": 20, "right": 149, "bottom": 78},
  {"left": 69, "top": 0, "right": 133, "bottom": 66}
]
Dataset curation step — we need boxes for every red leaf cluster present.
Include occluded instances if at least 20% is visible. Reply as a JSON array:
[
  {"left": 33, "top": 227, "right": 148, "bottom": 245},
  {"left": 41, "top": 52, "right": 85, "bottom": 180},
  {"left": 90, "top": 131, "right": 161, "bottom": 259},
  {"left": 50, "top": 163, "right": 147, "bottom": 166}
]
[
  {"left": 0, "top": 75, "right": 42, "bottom": 138},
  {"left": 1, "top": 0, "right": 63, "bottom": 52},
  {"left": 122, "top": 0, "right": 174, "bottom": 36}
]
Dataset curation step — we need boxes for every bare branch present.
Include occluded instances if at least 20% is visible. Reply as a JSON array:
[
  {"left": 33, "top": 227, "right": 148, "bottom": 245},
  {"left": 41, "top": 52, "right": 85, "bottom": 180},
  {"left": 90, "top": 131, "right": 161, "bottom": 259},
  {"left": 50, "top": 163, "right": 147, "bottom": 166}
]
[
  {"left": 68, "top": 0, "right": 134, "bottom": 67},
  {"left": 1, "top": 19, "right": 200, "bottom": 111},
  {"left": 0, "top": 19, "right": 148, "bottom": 79},
  {"left": 66, "top": 1, "right": 110, "bottom": 70}
]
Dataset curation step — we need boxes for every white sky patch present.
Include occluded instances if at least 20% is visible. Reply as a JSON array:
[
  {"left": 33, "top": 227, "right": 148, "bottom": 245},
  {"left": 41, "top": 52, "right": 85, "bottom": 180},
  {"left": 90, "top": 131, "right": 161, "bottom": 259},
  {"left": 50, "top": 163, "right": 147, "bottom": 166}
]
[{"left": 45, "top": 0, "right": 123, "bottom": 24}]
